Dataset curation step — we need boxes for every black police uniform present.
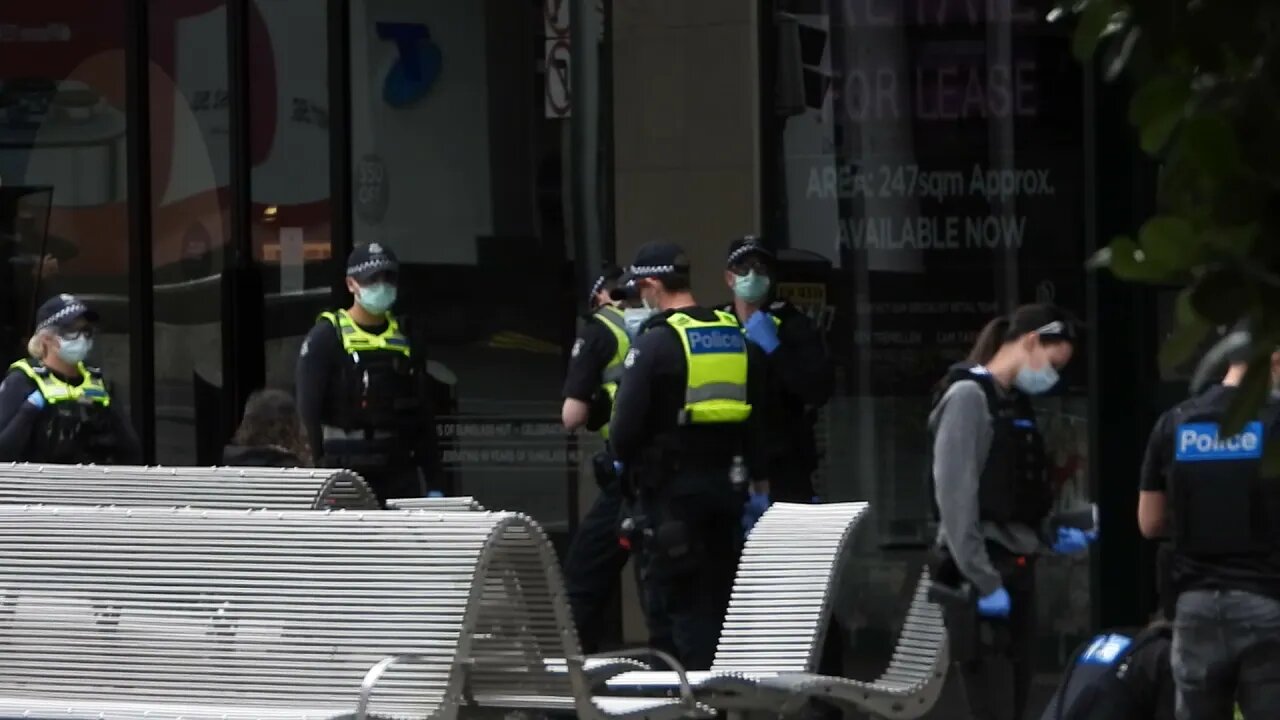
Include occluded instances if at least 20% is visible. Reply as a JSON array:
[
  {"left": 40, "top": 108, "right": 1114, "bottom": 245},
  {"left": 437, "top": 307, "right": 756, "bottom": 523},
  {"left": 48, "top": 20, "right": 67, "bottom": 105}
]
[
  {"left": 720, "top": 298, "right": 833, "bottom": 502},
  {"left": 929, "top": 362, "right": 1054, "bottom": 720},
  {"left": 1140, "top": 383, "right": 1280, "bottom": 718},
  {"left": 0, "top": 296, "right": 142, "bottom": 464},
  {"left": 295, "top": 247, "right": 440, "bottom": 506},
  {"left": 560, "top": 300, "right": 634, "bottom": 653},
  {"left": 610, "top": 295, "right": 765, "bottom": 670}
]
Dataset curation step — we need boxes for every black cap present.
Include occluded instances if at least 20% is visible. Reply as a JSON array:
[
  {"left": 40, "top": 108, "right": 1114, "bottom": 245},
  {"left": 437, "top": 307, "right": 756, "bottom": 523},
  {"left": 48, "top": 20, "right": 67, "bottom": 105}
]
[
  {"left": 627, "top": 241, "right": 689, "bottom": 281},
  {"left": 726, "top": 235, "right": 774, "bottom": 267},
  {"left": 35, "top": 293, "right": 99, "bottom": 332},
  {"left": 609, "top": 270, "right": 641, "bottom": 301},
  {"left": 346, "top": 242, "right": 399, "bottom": 281},
  {"left": 588, "top": 264, "right": 624, "bottom": 302}
]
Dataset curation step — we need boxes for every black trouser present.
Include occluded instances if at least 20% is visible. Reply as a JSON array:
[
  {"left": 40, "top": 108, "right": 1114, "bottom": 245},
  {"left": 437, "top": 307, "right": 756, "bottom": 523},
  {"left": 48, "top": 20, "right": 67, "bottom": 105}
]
[
  {"left": 955, "top": 545, "right": 1038, "bottom": 720},
  {"left": 562, "top": 480, "right": 634, "bottom": 653},
  {"left": 640, "top": 476, "right": 742, "bottom": 671}
]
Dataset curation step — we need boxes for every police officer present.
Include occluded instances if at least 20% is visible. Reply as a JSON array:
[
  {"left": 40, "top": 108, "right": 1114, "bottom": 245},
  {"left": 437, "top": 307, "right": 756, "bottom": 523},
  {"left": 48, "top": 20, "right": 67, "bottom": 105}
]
[
  {"left": 559, "top": 264, "right": 648, "bottom": 652},
  {"left": 719, "top": 235, "right": 833, "bottom": 507},
  {"left": 609, "top": 241, "right": 763, "bottom": 670},
  {"left": 295, "top": 243, "right": 440, "bottom": 505},
  {"left": 929, "top": 303, "right": 1093, "bottom": 720},
  {"left": 0, "top": 294, "right": 141, "bottom": 463},
  {"left": 1137, "top": 326, "right": 1280, "bottom": 719}
]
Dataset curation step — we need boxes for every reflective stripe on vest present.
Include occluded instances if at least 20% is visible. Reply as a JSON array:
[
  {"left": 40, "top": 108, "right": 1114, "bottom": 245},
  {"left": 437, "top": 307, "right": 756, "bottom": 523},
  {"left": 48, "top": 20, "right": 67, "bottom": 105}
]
[
  {"left": 319, "top": 309, "right": 410, "bottom": 357},
  {"left": 592, "top": 305, "right": 631, "bottom": 439},
  {"left": 9, "top": 359, "right": 111, "bottom": 407},
  {"left": 666, "top": 310, "right": 751, "bottom": 424}
]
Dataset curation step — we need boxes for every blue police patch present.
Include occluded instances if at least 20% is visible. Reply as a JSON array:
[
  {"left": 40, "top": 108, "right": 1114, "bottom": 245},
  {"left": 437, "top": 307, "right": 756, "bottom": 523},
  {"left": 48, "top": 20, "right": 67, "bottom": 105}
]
[
  {"left": 1175, "top": 421, "right": 1264, "bottom": 462},
  {"left": 1079, "top": 633, "right": 1132, "bottom": 666},
  {"left": 685, "top": 327, "right": 746, "bottom": 355}
]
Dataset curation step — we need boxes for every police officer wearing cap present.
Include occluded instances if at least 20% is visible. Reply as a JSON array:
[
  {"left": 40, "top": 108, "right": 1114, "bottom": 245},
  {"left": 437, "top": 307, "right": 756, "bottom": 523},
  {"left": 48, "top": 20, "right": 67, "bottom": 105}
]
[
  {"left": 0, "top": 294, "right": 141, "bottom": 463},
  {"left": 295, "top": 243, "right": 440, "bottom": 505},
  {"left": 1137, "top": 324, "right": 1280, "bottom": 719},
  {"left": 559, "top": 264, "right": 649, "bottom": 652},
  {"left": 720, "top": 236, "right": 833, "bottom": 509},
  {"left": 609, "top": 241, "right": 764, "bottom": 670},
  {"left": 929, "top": 303, "right": 1093, "bottom": 720}
]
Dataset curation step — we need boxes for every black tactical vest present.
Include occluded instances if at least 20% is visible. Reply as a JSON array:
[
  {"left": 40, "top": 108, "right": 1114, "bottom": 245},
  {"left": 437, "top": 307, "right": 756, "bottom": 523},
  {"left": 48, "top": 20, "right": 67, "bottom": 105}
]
[
  {"left": 931, "top": 364, "right": 1053, "bottom": 526},
  {"left": 1167, "top": 390, "right": 1280, "bottom": 559},
  {"left": 317, "top": 312, "right": 418, "bottom": 468},
  {"left": 16, "top": 364, "right": 120, "bottom": 465}
]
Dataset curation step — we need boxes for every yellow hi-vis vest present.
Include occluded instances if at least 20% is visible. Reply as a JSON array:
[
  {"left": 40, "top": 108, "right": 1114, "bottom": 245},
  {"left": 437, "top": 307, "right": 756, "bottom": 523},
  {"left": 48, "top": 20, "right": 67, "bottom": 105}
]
[
  {"left": 665, "top": 309, "right": 751, "bottom": 425},
  {"left": 9, "top": 359, "right": 111, "bottom": 407},
  {"left": 592, "top": 305, "right": 631, "bottom": 439},
  {"left": 319, "top": 309, "right": 411, "bottom": 357}
]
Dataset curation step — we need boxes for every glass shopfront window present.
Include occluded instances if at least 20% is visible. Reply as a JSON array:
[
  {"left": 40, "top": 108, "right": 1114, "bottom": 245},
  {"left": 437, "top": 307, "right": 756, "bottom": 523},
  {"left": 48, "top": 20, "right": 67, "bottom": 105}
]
[
  {"left": 767, "top": 0, "right": 1094, "bottom": 681},
  {"left": 347, "top": 0, "right": 587, "bottom": 531},
  {"left": 0, "top": 2, "right": 134, "bottom": 423}
]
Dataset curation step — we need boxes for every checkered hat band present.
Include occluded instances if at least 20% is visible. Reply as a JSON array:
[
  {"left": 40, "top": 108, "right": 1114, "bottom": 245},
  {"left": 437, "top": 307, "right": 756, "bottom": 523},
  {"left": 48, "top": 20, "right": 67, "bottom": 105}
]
[{"left": 38, "top": 303, "right": 87, "bottom": 331}]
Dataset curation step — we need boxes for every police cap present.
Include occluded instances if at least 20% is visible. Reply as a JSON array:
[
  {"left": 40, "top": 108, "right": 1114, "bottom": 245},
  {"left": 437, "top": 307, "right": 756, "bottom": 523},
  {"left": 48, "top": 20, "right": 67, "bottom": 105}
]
[
  {"left": 627, "top": 241, "right": 690, "bottom": 283},
  {"left": 346, "top": 242, "right": 399, "bottom": 281},
  {"left": 726, "top": 235, "right": 774, "bottom": 268},
  {"left": 589, "top": 263, "right": 624, "bottom": 303},
  {"left": 35, "top": 293, "right": 99, "bottom": 332}
]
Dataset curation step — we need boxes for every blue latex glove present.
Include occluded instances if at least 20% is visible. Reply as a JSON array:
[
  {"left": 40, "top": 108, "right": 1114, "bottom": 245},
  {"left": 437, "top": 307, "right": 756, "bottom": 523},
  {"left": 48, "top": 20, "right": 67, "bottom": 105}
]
[
  {"left": 1052, "top": 527, "right": 1098, "bottom": 555},
  {"left": 810, "top": 496, "right": 821, "bottom": 504},
  {"left": 25, "top": 390, "right": 45, "bottom": 409},
  {"left": 977, "top": 587, "right": 1011, "bottom": 618},
  {"left": 744, "top": 311, "right": 781, "bottom": 354},
  {"left": 613, "top": 460, "right": 624, "bottom": 476},
  {"left": 741, "top": 490, "right": 771, "bottom": 533},
  {"left": 427, "top": 490, "right": 444, "bottom": 498}
]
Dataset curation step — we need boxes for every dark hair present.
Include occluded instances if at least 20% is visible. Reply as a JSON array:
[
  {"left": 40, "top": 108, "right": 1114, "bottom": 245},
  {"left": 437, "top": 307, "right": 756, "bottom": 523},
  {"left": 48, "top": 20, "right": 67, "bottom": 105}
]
[
  {"left": 965, "top": 303, "right": 1078, "bottom": 366},
  {"left": 231, "top": 389, "right": 313, "bottom": 466},
  {"left": 658, "top": 272, "right": 692, "bottom": 292}
]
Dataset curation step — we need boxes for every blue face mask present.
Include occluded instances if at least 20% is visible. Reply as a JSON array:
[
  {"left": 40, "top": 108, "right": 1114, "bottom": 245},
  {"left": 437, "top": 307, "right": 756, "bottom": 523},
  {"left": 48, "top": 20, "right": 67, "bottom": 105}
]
[
  {"left": 623, "top": 307, "right": 654, "bottom": 338},
  {"left": 57, "top": 336, "right": 93, "bottom": 365},
  {"left": 1015, "top": 363, "right": 1059, "bottom": 395},
  {"left": 733, "top": 271, "right": 771, "bottom": 304},
  {"left": 356, "top": 282, "right": 397, "bottom": 315}
]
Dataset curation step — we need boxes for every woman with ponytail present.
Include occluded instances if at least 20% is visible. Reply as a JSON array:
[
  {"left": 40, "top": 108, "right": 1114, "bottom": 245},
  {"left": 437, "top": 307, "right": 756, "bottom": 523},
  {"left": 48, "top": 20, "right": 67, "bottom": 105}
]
[{"left": 929, "top": 303, "right": 1091, "bottom": 720}]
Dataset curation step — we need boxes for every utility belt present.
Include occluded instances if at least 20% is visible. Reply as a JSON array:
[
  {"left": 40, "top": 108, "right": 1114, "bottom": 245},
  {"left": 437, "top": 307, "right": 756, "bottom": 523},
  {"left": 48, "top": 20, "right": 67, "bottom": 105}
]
[
  {"left": 321, "top": 425, "right": 412, "bottom": 471},
  {"left": 927, "top": 543, "right": 1035, "bottom": 663}
]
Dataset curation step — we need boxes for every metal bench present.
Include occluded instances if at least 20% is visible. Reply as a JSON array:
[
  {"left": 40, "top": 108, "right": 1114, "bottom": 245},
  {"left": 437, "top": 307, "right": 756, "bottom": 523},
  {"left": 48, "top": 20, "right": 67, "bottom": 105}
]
[
  {"left": 388, "top": 496, "right": 487, "bottom": 511},
  {"left": 0, "top": 462, "right": 378, "bottom": 509},
  {"left": 0, "top": 504, "right": 705, "bottom": 720},
  {"left": 601, "top": 502, "right": 949, "bottom": 719}
]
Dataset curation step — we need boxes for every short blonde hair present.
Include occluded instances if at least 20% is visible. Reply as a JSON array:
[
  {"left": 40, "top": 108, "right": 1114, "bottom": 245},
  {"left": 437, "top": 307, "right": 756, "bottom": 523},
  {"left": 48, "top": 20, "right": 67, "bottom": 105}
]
[{"left": 25, "top": 328, "right": 56, "bottom": 362}]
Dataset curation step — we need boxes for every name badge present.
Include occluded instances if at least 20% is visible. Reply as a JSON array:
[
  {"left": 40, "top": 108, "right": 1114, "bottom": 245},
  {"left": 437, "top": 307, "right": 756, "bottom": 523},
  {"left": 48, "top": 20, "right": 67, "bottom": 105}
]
[{"left": 1175, "top": 421, "right": 1264, "bottom": 462}]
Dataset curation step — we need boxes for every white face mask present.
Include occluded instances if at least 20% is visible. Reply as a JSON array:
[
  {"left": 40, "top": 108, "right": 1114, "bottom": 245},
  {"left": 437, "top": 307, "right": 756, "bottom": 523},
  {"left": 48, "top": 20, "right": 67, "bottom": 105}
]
[
  {"left": 622, "top": 307, "right": 655, "bottom": 337},
  {"left": 57, "top": 335, "right": 93, "bottom": 365}
]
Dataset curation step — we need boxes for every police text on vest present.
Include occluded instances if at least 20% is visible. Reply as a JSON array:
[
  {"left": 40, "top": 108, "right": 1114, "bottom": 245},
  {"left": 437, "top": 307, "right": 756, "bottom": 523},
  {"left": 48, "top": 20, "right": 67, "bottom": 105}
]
[
  {"left": 685, "top": 327, "right": 746, "bottom": 354},
  {"left": 1175, "top": 422, "right": 1264, "bottom": 462}
]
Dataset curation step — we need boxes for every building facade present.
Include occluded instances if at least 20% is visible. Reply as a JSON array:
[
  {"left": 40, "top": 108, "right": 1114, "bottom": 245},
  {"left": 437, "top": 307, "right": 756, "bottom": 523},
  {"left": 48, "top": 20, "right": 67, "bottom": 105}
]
[{"left": 0, "top": 0, "right": 1181, "bottom": 690}]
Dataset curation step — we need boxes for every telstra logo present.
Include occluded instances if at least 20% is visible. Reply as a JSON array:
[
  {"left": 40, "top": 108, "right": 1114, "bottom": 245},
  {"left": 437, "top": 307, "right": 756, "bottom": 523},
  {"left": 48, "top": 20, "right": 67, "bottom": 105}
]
[{"left": 376, "top": 22, "right": 443, "bottom": 108}]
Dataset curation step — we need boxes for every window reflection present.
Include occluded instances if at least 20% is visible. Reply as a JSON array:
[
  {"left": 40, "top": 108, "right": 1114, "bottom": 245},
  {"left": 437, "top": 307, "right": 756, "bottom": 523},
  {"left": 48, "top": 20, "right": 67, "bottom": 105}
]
[{"left": 0, "top": 3, "right": 133, "bottom": 420}]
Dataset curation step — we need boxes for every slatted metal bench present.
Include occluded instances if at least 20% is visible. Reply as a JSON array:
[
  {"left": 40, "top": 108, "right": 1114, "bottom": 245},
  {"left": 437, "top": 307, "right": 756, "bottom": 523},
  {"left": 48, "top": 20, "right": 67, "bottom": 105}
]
[
  {"left": 0, "top": 504, "right": 705, "bottom": 720},
  {"left": 0, "top": 462, "right": 379, "bottom": 509},
  {"left": 601, "top": 502, "right": 949, "bottom": 719},
  {"left": 388, "top": 496, "right": 487, "bottom": 511}
]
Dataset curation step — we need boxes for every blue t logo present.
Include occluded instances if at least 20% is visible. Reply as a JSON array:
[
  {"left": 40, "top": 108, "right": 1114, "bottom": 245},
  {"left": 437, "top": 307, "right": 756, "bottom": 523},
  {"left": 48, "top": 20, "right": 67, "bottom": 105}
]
[{"left": 377, "top": 22, "right": 443, "bottom": 107}]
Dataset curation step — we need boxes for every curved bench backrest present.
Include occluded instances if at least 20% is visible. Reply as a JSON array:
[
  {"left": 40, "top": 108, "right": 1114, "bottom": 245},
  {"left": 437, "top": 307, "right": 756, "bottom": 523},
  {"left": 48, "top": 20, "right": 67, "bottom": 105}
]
[
  {"left": 0, "top": 462, "right": 378, "bottom": 509},
  {"left": 0, "top": 505, "right": 526, "bottom": 719},
  {"left": 712, "top": 501, "right": 871, "bottom": 674}
]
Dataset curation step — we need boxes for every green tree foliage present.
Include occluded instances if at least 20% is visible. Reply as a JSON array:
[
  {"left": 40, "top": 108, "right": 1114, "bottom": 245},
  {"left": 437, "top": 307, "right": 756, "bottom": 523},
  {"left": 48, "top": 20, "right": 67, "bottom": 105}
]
[{"left": 1053, "top": 0, "right": 1280, "bottom": 457}]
